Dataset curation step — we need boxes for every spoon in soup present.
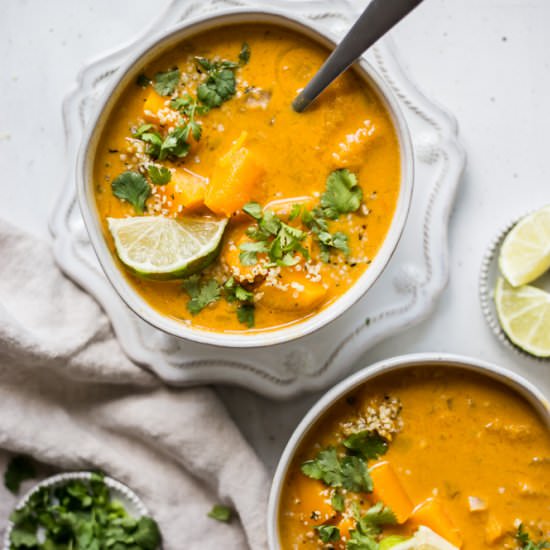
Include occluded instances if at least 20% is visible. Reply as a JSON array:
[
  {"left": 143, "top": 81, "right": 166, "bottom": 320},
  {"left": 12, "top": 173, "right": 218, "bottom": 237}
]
[{"left": 292, "top": 0, "right": 424, "bottom": 112}]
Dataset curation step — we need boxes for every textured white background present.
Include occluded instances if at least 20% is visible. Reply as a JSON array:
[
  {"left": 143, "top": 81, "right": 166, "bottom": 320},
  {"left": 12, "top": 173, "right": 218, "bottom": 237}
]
[{"left": 1, "top": 0, "right": 549, "bottom": 470}]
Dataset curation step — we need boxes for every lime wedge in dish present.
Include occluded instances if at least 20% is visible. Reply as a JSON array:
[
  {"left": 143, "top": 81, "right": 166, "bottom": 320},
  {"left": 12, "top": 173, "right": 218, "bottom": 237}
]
[
  {"left": 495, "top": 277, "right": 550, "bottom": 358},
  {"left": 388, "top": 526, "right": 459, "bottom": 550},
  {"left": 499, "top": 205, "right": 550, "bottom": 287},
  {"left": 107, "top": 216, "right": 228, "bottom": 279}
]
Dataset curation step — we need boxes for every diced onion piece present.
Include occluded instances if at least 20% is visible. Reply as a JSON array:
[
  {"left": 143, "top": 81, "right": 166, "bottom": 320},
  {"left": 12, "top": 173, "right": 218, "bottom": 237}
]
[{"left": 467, "top": 496, "right": 488, "bottom": 512}]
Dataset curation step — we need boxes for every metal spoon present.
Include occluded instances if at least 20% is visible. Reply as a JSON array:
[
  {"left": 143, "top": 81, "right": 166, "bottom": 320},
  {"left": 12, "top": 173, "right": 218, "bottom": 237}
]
[{"left": 292, "top": 0, "right": 424, "bottom": 112}]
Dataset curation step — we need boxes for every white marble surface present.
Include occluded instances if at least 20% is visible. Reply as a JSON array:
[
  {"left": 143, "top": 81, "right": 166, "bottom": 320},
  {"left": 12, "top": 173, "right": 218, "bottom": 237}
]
[{"left": 2, "top": 0, "right": 549, "bottom": 472}]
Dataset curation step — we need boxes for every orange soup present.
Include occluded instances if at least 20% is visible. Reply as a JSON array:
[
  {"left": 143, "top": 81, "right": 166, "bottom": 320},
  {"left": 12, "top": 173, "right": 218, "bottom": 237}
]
[
  {"left": 278, "top": 368, "right": 550, "bottom": 549},
  {"left": 93, "top": 24, "right": 401, "bottom": 333}
]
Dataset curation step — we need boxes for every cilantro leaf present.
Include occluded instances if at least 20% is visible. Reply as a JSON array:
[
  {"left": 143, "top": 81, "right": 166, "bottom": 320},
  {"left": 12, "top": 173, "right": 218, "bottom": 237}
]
[
  {"left": 133, "top": 125, "right": 163, "bottom": 158},
  {"left": 321, "top": 169, "right": 363, "bottom": 219},
  {"left": 147, "top": 165, "right": 171, "bottom": 185},
  {"left": 159, "top": 125, "right": 191, "bottom": 160},
  {"left": 195, "top": 55, "right": 240, "bottom": 108},
  {"left": 111, "top": 171, "right": 151, "bottom": 214},
  {"left": 315, "top": 524, "right": 340, "bottom": 543},
  {"left": 301, "top": 447, "right": 342, "bottom": 487},
  {"left": 343, "top": 431, "right": 388, "bottom": 461},
  {"left": 239, "top": 42, "right": 251, "bottom": 65},
  {"left": 340, "top": 456, "right": 373, "bottom": 493},
  {"left": 516, "top": 524, "right": 550, "bottom": 549},
  {"left": 133, "top": 516, "right": 162, "bottom": 549},
  {"left": 289, "top": 203, "right": 302, "bottom": 221},
  {"left": 198, "top": 69, "right": 236, "bottom": 108},
  {"left": 224, "top": 277, "right": 254, "bottom": 303},
  {"left": 301, "top": 448, "right": 373, "bottom": 493},
  {"left": 243, "top": 201, "right": 263, "bottom": 220},
  {"left": 239, "top": 241, "right": 268, "bottom": 266},
  {"left": 346, "top": 529, "right": 379, "bottom": 550},
  {"left": 346, "top": 504, "right": 396, "bottom": 550},
  {"left": 4, "top": 455, "right": 36, "bottom": 494},
  {"left": 208, "top": 504, "right": 233, "bottom": 522},
  {"left": 358, "top": 502, "right": 397, "bottom": 533},
  {"left": 153, "top": 68, "right": 180, "bottom": 96},
  {"left": 183, "top": 276, "right": 221, "bottom": 315},
  {"left": 237, "top": 303, "right": 255, "bottom": 327},
  {"left": 136, "top": 73, "right": 151, "bottom": 88},
  {"left": 331, "top": 491, "right": 345, "bottom": 512}
]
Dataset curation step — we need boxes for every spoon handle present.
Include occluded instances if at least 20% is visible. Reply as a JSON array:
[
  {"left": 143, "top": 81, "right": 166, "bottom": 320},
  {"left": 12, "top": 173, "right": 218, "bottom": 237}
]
[{"left": 292, "top": 0, "right": 424, "bottom": 112}]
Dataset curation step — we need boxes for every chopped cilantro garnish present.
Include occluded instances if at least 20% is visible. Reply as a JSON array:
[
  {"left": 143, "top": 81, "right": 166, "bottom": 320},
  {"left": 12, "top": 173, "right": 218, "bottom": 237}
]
[
  {"left": 516, "top": 523, "right": 550, "bottom": 549},
  {"left": 4, "top": 455, "right": 36, "bottom": 494},
  {"left": 112, "top": 171, "right": 151, "bottom": 214},
  {"left": 223, "top": 277, "right": 255, "bottom": 327},
  {"left": 289, "top": 203, "right": 302, "bottom": 221},
  {"left": 241, "top": 205, "right": 308, "bottom": 267},
  {"left": 242, "top": 201, "right": 263, "bottom": 220},
  {"left": 331, "top": 490, "right": 345, "bottom": 512},
  {"left": 208, "top": 504, "right": 233, "bottom": 522},
  {"left": 239, "top": 240, "right": 269, "bottom": 266},
  {"left": 301, "top": 447, "right": 373, "bottom": 493},
  {"left": 169, "top": 94, "right": 204, "bottom": 140},
  {"left": 315, "top": 524, "right": 340, "bottom": 543},
  {"left": 224, "top": 277, "right": 254, "bottom": 303},
  {"left": 321, "top": 169, "right": 363, "bottom": 219},
  {"left": 183, "top": 276, "right": 221, "bottom": 315},
  {"left": 346, "top": 503, "right": 397, "bottom": 550},
  {"left": 8, "top": 474, "right": 161, "bottom": 550},
  {"left": 136, "top": 73, "right": 151, "bottom": 88},
  {"left": 133, "top": 124, "right": 163, "bottom": 158},
  {"left": 153, "top": 67, "right": 180, "bottom": 96},
  {"left": 237, "top": 303, "right": 255, "bottom": 328},
  {"left": 195, "top": 55, "right": 241, "bottom": 108},
  {"left": 147, "top": 165, "right": 171, "bottom": 185},
  {"left": 159, "top": 124, "right": 191, "bottom": 160},
  {"left": 239, "top": 42, "right": 251, "bottom": 65},
  {"left": 343, "top": 431, "right": 388, "bottom": 461}
]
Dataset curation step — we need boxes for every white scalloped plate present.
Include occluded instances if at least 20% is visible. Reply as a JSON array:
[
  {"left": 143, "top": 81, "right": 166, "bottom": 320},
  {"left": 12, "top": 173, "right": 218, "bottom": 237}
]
[{"left": 49, "top": 0, "right": 466, "bottom": 399}]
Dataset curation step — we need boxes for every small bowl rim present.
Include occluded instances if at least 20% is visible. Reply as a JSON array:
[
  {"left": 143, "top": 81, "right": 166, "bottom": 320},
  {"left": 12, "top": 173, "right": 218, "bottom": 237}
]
[
  {"left": 266, "top": 352, "right": 550, "bottom": 549},
  {"left": 77, "top": 8, "right": 414, "bottom": 348},
  {"left": 3, "top": 471, "right": 153, "bottom": 550}
]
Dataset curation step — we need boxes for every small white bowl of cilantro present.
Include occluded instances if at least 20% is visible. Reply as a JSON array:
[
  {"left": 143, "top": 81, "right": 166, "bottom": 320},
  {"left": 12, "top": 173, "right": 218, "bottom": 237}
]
[{"left": 3, "top": 470, "right": 161, "bottom": 550}]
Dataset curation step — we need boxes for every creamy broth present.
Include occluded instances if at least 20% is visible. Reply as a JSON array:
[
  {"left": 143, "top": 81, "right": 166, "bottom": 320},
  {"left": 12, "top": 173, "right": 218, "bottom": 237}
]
[
  {"left": 279, "top": 368, "right": 550, "bottom": 549},
  {"left": 93, "top": 24, "right": 401, "bottom": 333}
]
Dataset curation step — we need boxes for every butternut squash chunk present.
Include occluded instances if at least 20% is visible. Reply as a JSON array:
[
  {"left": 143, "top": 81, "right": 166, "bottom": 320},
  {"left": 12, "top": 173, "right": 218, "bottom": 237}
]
[
  {"left": 171, "top": 169, "right": 207, "bottom": 212},
  {"left": 410, "top": 498, "right": 462, "bottom": 548},
  {"left": 258, "top": 271, "right": 327, "bottom": 313},
  {"left": 330, "top": 119, "right": 379, "bottom": 167},
  {"left": 205, "top": 132, "right": 264, "bottom": 216},
  {"left": 369, "top": 461, "right": 413, "bottom": 524},
  {"left": 295, "top": 478, "right": 335, "bottom": 525}
]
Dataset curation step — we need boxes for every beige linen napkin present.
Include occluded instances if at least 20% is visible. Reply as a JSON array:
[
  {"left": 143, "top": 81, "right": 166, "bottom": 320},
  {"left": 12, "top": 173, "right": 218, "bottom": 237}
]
[{"left": 0, "top": 220, "right": 269, "bottom": 550}]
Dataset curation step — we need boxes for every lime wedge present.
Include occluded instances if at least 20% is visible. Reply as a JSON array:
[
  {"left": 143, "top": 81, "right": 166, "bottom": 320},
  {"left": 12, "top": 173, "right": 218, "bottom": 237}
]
[
  {"left": 107, "top": 216, "right": 228, "bottom": 279},
  {"left": 499, "top": 205, "right": 550, "bottom": 286},
  {"left": 495, "top": 277, "right": 550, "bottom": 357},
  {"left": 390, "top": 527, "right": 458, "bottom": 550}
]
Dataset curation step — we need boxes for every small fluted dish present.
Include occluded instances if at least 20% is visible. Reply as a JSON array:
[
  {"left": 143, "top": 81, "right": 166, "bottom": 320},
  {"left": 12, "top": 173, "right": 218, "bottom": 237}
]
[
  {"left": 479, "top": 211, "right": 550, "bottom": 361},
  {"left": 3, "top": 471, "right": 157, "bottom": 550}
]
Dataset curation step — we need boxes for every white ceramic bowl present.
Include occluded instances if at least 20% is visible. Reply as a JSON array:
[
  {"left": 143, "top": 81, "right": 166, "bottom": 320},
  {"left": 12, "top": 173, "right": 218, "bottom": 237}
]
[
  {"left": 266, "top": 353, "right": 550, "bottom": 549},
  {"left": 77, "top": 9, "right": 414, "bottom": 348}
]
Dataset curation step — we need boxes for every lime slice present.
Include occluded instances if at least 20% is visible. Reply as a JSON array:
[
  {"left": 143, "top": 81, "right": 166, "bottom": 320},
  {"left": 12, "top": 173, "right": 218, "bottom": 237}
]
[
  {"left": 390, "top": 527, "right": 458, "bottom": 550},
  {"left": 499, "top": 205, "right": 550, "bottom": 286},
  {"left": 495, "top": 277, "right": 550, "bottom": 357},
  {"left": 107, "top": 216, "right": 228, "bottom": 279}
]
